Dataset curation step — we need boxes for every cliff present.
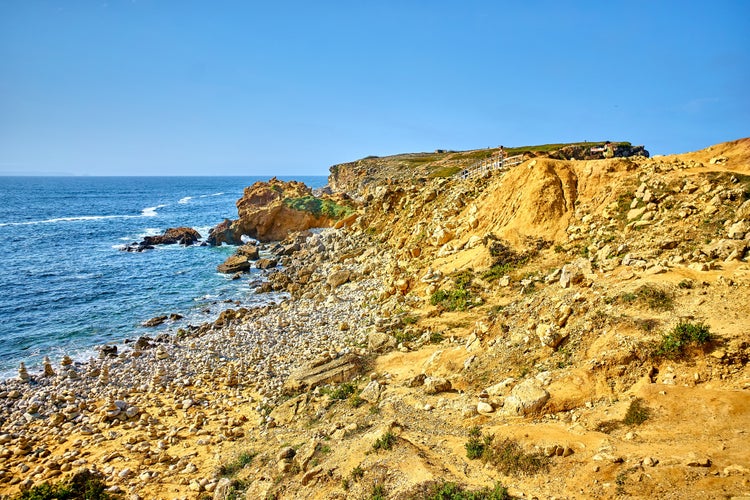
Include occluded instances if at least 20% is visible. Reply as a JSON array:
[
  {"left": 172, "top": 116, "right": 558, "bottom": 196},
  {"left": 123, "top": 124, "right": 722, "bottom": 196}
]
[
  {"left": 3, "top": 138, "right": 749, "bottom": 500},
  {"left": 329, "top": 141, "right": 649, "bottom": 198}
]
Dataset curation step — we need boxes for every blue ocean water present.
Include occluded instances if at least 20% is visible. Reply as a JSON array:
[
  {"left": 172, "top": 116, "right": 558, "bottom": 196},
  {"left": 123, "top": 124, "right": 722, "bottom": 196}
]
[{"left": 0, "top": 175, "right": 327, "bottom": 378}]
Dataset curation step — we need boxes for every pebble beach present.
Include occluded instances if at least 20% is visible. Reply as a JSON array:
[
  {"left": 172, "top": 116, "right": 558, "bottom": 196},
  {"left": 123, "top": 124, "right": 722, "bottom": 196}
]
[{"left": 0, "top": 228, "right": 388, "bottom": 498}]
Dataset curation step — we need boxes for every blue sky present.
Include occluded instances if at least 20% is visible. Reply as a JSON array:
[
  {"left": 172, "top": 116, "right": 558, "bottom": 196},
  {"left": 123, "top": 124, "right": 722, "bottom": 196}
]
[{"left": 1, "top": 1, "right": 748, "bottom": 176}]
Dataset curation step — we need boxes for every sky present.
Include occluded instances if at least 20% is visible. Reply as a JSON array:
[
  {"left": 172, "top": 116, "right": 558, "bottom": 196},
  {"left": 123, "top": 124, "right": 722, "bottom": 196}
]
[{"left": 1, "top": 1, "right": 748, "bottom": 176}]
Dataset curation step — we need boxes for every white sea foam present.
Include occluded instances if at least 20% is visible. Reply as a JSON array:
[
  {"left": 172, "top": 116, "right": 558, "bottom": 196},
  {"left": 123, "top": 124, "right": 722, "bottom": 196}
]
[
  {"left": 178, "top": 196, "right": 193, "bottom": 204},
  {"left": 141, "top": 204, "right": 166, "bottom": 217},
  {"left": 199, "top": 192, "right": 225, "bottom": 198},
  {"left": 0, "top": 203, "right": 167, "bottom": 227},
  {"left": 0, "top": 214, "right": 140, "bottom": 227}
]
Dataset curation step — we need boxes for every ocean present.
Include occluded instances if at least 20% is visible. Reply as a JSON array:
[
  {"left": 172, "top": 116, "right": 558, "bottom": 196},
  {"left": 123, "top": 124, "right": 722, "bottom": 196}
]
[{"left": 0, "top": 175, "right": 327, "bottom": 379}]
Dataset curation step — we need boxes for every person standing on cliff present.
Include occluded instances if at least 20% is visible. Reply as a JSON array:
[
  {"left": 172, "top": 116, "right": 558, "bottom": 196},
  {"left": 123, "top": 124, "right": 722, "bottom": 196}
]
[{"left": 603, "top": 141, "right": 614, "bottom": 158}]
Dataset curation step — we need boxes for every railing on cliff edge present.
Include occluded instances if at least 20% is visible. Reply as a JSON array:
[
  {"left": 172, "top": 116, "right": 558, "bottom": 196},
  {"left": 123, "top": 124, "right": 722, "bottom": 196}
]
[{"left": 456, "top": 153, "right": 525, "bottom": 180}]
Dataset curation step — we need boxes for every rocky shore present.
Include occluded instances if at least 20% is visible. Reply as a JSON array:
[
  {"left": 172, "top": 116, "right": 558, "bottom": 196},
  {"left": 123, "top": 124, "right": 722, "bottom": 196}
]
[
  {"left": 1, "top": 139, "right": 749, "bottom": 499},
  {"left": 0, "top": 227, "right": 396, "bottom": 498}
]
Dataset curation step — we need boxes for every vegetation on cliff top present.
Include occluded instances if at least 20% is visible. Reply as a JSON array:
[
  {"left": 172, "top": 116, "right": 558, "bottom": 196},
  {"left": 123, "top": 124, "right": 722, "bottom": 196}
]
[{"left": 283, "top": 195, "right": 354, "bottom": 219}]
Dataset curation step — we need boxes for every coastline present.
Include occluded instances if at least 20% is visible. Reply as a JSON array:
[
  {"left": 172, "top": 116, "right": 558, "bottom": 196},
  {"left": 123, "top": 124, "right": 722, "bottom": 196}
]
[{"left": 0, "top": 227, "right": 389, "bottom": 497}]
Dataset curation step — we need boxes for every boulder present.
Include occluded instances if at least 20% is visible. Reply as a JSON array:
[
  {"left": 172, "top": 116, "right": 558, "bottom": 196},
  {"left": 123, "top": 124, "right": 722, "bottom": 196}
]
[
  {"left": 559, "top": 258, "right": 593, "bottom": 288},
  {"left": 536, "top": 323, "right": 567, "bottom": 349},
  {"left": 368, "top": 331, "right": 397, "bottom": 353},
  {"left": 207, "top": 219, "right": 242, "bottom": 246},
  {"left": 236, "top": 244, "right": 260, "bottom": 260},
  {"left": 256, "top": 258, "right": 278, "bottom": 270},
  {"left": 424, "top": 377, "right": 452, "bottom": 395},
  {"left": 477, "top": 401, "right": 494, "bottom": 414},
  {"left": 217, "top": 255, "right": 251, "bottom": 274},
  {"left": 359, "top": 380, "right": 382, "bottom": 403},
  {"left": 503, "top": 379, "right": 550, "bottom": 415},
  {"left": 327, "top": 270, "right": 351, "bottom": 288},
  {"left": 728, "top": 221, "right": 748, "bottom": 240},
  {"left": 283, "top": 354, "right": 363, "bottom": 393}
]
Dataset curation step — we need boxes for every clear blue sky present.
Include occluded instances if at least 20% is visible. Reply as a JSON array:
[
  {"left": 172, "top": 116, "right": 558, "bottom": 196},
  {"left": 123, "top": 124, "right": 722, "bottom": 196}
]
[{"left": 1, "top": 1, "right": 748, "bottom": 176}]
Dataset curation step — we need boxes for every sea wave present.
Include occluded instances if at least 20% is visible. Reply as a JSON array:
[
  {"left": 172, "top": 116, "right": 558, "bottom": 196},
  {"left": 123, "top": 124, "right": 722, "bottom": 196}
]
[
  {"left": 178, "top": 196, "right": 193, "bottom": 204},
  {"left": 199, "top": 192, "right": 225, "bottom": 198},
  {"left": 141, "top": 204, "right": 167, "bottom": 217},
  {"left": 0, "top": 204, "right": 167, "bottom": 227}
]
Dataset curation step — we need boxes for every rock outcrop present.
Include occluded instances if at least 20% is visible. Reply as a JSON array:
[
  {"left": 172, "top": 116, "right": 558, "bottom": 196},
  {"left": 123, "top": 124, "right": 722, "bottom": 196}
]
[{"left": 207, "top": 177, "right": 354, "bottom": 244}]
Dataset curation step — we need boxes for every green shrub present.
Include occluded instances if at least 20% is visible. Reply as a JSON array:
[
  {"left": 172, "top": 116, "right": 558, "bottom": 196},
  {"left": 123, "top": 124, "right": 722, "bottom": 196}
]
[
  {"left": 423, "top": 481, "right": 510, "bottom": 500},
  {"left": 488, "top": 439, "right": 549, "bottom": 476},
  {"left": 219, "top": 451, "right": 257, "bottom": 477},
  {"left": 283, "top": 196, "right": 354, "bottom": 219},
  {"left": 430, "top": 272, "right": 476, "bottom": 311},
  {"left": 618, "top": 285, "right": 673, "bottom": 310},
  {"left": 429, "top": 331, "right": 445, "bottom": 344},
  {"left": 349, "top": 394, "right": 365, "bottom": 408},
  {"left": 465, "top": 426, "right": 490, "bottom": 460},
  {"left": 655, "top": 320, "right": 712, "bottom": 358},
  {"left": 370, "top": 483, "right": 387, "bottom": 500},
  {"left": 351, "top": 465, "right": 365, "bottom": 481},
  {"left": 623, "top": 398, "right": 651, "bottom": 426},
  {"left": 321, "top": 382, "right": 357, "bottom": 400},
  {"left": 372, "top": 431, "right": 397, "bottom": 452},
  {"left": 16, "top": 470, "right": 116, "bottom": 500}
]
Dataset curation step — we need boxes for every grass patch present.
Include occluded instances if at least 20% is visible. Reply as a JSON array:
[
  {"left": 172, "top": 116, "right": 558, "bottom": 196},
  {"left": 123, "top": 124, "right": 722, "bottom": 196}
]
[
  {"left": 490, "top": 438, "right": 550, "bottom": 476},
  {"left": 219, "top": 451, "right": 257, "bottom": 477},
  {"left": 654, "top": 320, "right": 712, "bottom": 358},
  {"left": 623, "top": 398, "right": 651, "bottom": 426},
  {"left": 429, "top": 166, "right": 463, "bottom": 178},
  {"left": 393, "top": 329, "right": 419, "bottom": 344},
  {"left": 320, "top": 382, "right": 357, "bottom": 400},
  {"left": 349, "top": 394, "right": 365, "bottom": 408},
  {"left": 482, "top": 238, "right": 533, "bottom": 282},
  {"left": 616, "top": 285, "right": 673, "bottom": 311},
  {"left": 430, "top": 271, "right": 477, "bottom": 311},
  {"left": 372, "top": 431, "right": 397, "bottom": 452},
  {"left": 422, "top": 481, "right": 510, "bottom": 500},
  {"left": 464, "top": 429, "right": 548, "bottom": 476},
  {"left": 283, "top": 195, "right": 354, "bottom": 219},
  {"left": 429, "top": 331, "right": 445, "bottom": 343}
]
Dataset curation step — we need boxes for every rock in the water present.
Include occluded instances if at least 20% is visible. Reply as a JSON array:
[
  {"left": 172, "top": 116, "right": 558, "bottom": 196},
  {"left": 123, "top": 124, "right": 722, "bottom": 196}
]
[
  {"left": 217, "top": 255, "right": 252, "bottom": 274},
  {"left": 142, "top": 316, "right": 167, "bottom": 327},
  {"left": 142, "top": 227, "right": 201, "bottom": 246},
  {"left": 236, "top": 243, "right": 261, "bottom": 260},
  {"left": 256, "top": 258, "right": 278, "bottom": 270},
  {"left": 207, "top": 218, "right": 242, "bottom": 246}
]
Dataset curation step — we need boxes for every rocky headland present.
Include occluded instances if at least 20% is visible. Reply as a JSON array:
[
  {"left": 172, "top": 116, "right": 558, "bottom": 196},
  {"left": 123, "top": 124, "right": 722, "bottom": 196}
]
[{"left": 1, "top": 139, "right": 749, "bottom": 499}]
